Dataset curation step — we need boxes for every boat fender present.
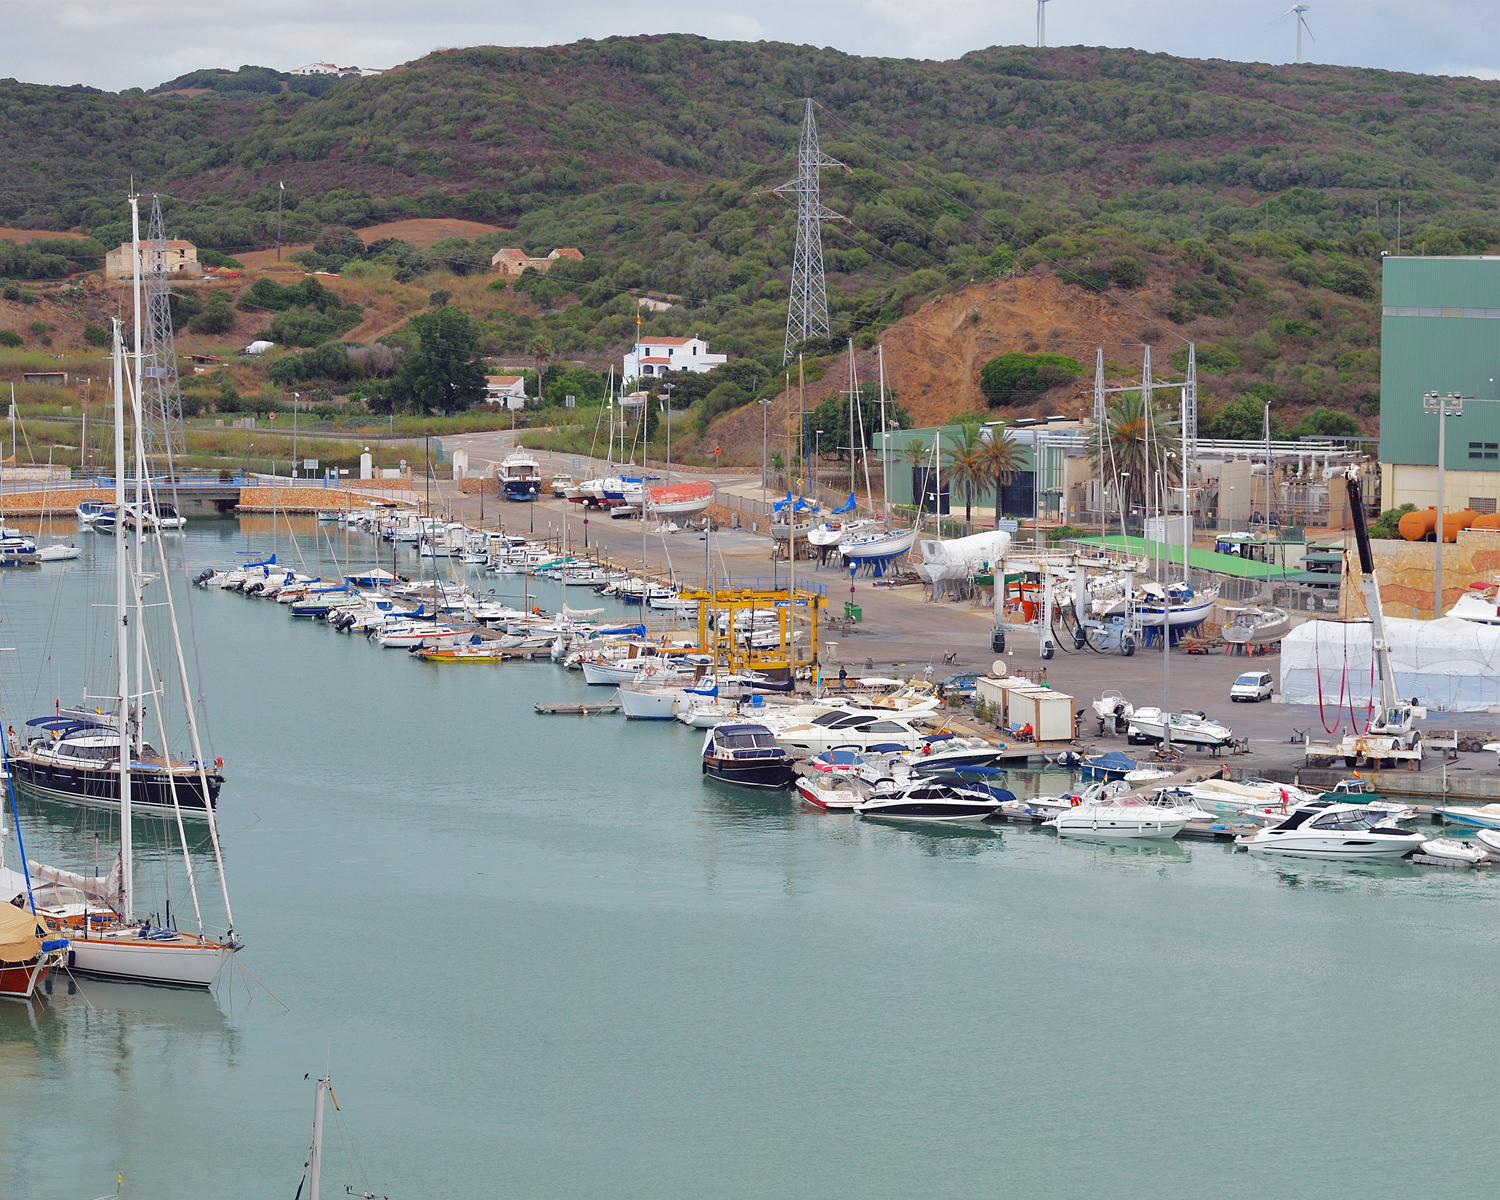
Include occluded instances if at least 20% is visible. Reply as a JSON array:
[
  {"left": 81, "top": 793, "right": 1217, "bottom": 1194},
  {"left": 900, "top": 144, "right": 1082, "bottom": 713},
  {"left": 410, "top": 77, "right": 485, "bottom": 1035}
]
[{"left": 1071, "top": 795, "right": 1081, "bottom": 806}]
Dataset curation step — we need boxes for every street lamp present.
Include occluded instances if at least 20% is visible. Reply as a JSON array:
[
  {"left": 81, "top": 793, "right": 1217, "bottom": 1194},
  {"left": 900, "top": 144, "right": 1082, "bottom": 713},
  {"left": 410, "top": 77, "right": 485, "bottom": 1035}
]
[
  {"left": 758, "top": 398, "right": 771, "bottom": 507},
  {"left": 244, "top": 442, "right": 254, "bottom": 480},
  {"left": 291, "top": 392, "right": 300, "bottom": 479}
]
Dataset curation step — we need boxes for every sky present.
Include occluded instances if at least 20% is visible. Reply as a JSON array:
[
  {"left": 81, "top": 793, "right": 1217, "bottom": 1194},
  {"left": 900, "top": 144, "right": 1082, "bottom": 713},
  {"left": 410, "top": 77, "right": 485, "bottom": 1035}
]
[{"left": 5, "top": 0, "right": 1497, "bottom": 92}]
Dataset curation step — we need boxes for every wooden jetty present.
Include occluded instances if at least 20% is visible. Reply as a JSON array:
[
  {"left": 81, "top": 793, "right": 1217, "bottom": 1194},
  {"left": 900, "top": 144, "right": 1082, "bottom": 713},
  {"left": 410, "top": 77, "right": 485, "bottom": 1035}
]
[{"left": 535, "top": 701, "right": 621, "bottom": 715}]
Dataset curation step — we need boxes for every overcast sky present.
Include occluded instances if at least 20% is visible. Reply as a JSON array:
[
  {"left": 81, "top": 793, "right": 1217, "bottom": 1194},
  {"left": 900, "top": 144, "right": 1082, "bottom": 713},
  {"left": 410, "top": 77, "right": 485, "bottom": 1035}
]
[{"left": 6, "top": 1, "right": 1497, "bottom": 92}]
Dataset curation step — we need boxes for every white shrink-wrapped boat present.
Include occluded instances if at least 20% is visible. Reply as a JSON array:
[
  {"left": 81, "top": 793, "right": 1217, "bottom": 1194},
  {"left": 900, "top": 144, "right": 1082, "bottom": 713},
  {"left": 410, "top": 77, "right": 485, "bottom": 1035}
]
[{"left": 913, "top": 530, "right": 1011, "bottom": 584}]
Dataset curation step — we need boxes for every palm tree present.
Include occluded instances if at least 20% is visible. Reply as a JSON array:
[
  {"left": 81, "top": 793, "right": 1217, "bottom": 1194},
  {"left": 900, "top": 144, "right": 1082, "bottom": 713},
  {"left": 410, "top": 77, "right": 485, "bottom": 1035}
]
[
  {"left": 980, "top": 424, "right": 1024, "bottom": 529},
  {"left": 1092, "top": 390, "right": 1181, "bottom": 515},
  {"left": 945, "top": 424, "right": 990, "bottom": 528}
]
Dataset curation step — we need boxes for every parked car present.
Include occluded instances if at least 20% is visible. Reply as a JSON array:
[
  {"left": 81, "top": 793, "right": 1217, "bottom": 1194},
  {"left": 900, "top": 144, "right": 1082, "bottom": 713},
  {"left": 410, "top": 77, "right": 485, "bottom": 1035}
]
[
  {"left": 1230, "top": 670, "right": 1274, "bottom": 702},
  {"left": 938, "top": 673, "right": 979, "bottom": 698}
]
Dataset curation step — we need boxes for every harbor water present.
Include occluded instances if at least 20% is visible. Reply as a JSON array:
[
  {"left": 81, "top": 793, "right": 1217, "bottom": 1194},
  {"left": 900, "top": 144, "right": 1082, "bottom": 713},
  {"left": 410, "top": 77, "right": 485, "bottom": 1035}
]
[{"left": 1, "top": 521, "right": 1495, "bottom": 1199}]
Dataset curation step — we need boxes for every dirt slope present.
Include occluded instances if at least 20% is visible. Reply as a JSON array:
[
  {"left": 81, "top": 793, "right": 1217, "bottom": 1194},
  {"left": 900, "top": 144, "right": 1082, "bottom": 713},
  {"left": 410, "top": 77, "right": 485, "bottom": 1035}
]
[{"left": 707, "top": 268, "right": 1204, "bottom": 466}]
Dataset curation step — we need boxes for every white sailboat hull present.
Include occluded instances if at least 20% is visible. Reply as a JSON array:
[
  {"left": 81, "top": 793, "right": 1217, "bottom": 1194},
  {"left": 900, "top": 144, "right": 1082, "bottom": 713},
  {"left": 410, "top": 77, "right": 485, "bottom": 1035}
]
[
  {"left": 69, "top": 934, "right": 231, "bottom": 988},
  {"left": 841, "top": 529, "right": 916, "bottom": 562}
]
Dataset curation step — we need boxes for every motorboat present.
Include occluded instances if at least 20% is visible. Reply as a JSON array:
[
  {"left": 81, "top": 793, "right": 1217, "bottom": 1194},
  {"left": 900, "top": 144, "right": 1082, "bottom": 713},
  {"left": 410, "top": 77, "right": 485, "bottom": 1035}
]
[
  {"left": 412, "top": 639, "right": 506, "bottom": 662},
  {"left": 1048, "top": 792, "right": 1195, "bottom": 840},
  {"left": 1001, "top": 780, "right": 1131, "bottom": 821},
  {"left": 499, "top": 448, "right": 543, "bottom": 501},
  {"left": 1418, "top": 837, "right": 1488, "bottom": 865},
  {"left": 1126, "top": 706, "right": 1234, "bottom": 748},
  {"left": 1222, "top": 605, "right": 1291, "bottom": 646},
  {"left": 1185, "top": 777, "right": 1319, "bottom": 819},
  {"left": 76, "top": 499, "right": 113, "bottom": 526},
  {"left": 372, "top": 622, "right": 464, "bottom": 649},
  {"left": 1240, "top": 801, "right": 1425, "bottom": 859},
  {"left": 1059, "top": 749, "right": 1136, "bottom": 780},
  {"left": 773, "top": 709, "right": 929, "bottom": 755},
  {"left": 0, "top": 535, "right": 40, "bottom": 566},
  {"left": 1447, "top": 583, "right": 1500, "bottom": 626},
  {"left": 854, "top": 781, "right": 1002, "bottom": 824},
  {"left": 1317, "top": 779, "right": 1415, "bottom": 821},
  {"left": 9, "top": 718, "right": 222, "bottom": 816},
  {"left": 618, "top": 680, "right": 716, "bottom": 720},
  {"left": 1090, "top": 692, "right": 1134, "bottom": 735},
  {"left": 794, "top": 773, "right": 871, "bottom": 811},
  {"left": 1435, "top": 803, "right": 1500, "bottom": 830},
  {"left": 1122, "top": 766, "right": 1175, "bottom": 784},
  {"left": 907, "top": 733, "right": 1005, "bottom": 773},
  {"left": 701, "top": 723, "right": 797, "bottom": 789}
]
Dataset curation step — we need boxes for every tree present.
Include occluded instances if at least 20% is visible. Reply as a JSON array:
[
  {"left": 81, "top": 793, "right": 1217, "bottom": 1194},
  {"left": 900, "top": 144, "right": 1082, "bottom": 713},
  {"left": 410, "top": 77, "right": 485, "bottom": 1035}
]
[
  {"left": 1288, "top": 406, "right": 1361, "bottom": 438},
  {"left": 394, "top": 307, "right": 486, "bottom": 413},
  {"left": 190, "top": 291, "right": 235, "bottom": 335},
  {"left": 1092, "top": 391, "right": 1181, "bottom": 512},
  {"left": 526, "top": 334, "right": 555, "bottom": 387},
  {"left": 981, "top": 424, "right": 1024, "bottom": 525},
  {"left": 979, "top": 352, "right": 1085, "bottom": 407},
  {"left": 1211, "top": 397, "right": 1285, "bottom": 440},
  {"left": 945, "top": 424, "right": 990, "bottom": 525}
]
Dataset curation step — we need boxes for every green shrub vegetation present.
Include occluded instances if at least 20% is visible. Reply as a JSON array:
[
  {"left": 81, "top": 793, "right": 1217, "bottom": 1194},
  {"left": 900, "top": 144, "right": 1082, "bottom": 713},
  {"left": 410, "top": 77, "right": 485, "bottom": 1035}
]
[{"left": 980, "top": 353, "right": 1084, "bottom": 407}]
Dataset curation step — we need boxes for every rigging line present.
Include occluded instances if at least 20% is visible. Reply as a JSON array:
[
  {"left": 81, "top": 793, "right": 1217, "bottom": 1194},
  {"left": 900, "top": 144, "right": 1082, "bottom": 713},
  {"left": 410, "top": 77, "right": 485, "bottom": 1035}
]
[
  {"left": 129, "top": 558, "right": 206, "bottom": 936},
  {"left": 227, "top": 952, "right": 291, "bottom": 1011}
]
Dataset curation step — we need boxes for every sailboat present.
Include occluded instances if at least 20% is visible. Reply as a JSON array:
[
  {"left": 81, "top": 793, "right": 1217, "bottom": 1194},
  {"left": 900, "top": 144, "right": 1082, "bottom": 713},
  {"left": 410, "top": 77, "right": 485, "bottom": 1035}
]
[
  {"left": 10, "top": 223, "right": 240, "bottom": 988},
  {"left": 840, "top": 342, "right": 916, "bottom": 569},
  {"left": 809, "top": 343, "right": 876, "bottom": 548}
]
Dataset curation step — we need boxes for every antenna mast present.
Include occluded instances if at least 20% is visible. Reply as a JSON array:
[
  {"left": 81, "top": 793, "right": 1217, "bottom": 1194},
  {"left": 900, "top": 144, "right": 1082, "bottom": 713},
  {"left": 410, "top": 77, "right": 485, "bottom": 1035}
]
[
  {"left": 775, "top": 100, "right": 846, "bottom": 365},
  {"left": 1037, "top": 0, "right": 1050, "bottom": 48},
  {"left": 141, "top": 194, "right": 186, "bottom": 465}
]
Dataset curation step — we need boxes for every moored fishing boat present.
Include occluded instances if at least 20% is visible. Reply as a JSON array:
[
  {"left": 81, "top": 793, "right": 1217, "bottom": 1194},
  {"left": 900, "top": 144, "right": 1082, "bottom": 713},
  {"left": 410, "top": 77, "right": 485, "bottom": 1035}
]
[{"left": 499, "top": 448, "right": 543, "bottom": 501}]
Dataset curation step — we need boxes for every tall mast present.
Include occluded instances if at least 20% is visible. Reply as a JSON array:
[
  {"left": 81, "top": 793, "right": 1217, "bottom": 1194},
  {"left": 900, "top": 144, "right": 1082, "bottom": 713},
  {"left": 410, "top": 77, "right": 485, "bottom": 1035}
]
[
  {"left": 878, "top": 344, "right": 887, "bottom": 520},
  {"left": 847, "top": 339, "right": 856, "bottom": 501},
  {"left": 308, "top": 1075, "right": 329, "bottom": 1200},
  {"left": 112, "top": 317, "right": 132, "bottom": 922},
  {"left": 130, "top": 195, "right": 145, "bottom": 756}
]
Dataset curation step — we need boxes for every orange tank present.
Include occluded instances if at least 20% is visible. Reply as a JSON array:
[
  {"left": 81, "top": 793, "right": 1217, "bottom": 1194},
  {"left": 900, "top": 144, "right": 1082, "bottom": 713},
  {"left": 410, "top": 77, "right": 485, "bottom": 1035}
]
[
  {"left": 1398, "top": 508, "right": 1437, "bottom": 541},
  {"left": 1472, "top": 512, "right": 1500, "bottom": 530},
  {"left": 1441, "top": 510, "right": 1477, "bottom": 542}
]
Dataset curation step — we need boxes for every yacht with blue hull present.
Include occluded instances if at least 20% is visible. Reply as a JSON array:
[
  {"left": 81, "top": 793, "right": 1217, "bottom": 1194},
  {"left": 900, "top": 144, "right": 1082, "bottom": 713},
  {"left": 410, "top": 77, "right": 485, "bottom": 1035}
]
[
  {"left": 499, "top": 449, "right": 543, "bottom": 501},
  {"left": 701, "top": 724, "right": 796, "bottom": 789},
  {"left": 9, "top": 718, "right": 222, "bottom": 816}
]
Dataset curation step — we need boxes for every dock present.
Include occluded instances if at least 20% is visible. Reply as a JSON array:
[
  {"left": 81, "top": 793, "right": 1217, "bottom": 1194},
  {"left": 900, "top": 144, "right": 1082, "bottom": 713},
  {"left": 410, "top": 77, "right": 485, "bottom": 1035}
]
[{"left": 535, "top": 701, "right": 621, "bottom": 715}]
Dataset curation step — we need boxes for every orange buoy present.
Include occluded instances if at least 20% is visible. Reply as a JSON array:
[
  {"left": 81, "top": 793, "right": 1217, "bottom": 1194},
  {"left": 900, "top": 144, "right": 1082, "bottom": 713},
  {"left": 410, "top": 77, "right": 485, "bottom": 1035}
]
[{"left": 1398, "top": 508, "right": 1437, "bottom": 541}]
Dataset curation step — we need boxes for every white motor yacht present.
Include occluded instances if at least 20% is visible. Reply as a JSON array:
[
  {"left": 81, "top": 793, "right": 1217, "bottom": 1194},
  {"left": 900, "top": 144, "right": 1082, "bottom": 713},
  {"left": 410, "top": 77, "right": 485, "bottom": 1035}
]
[
  {"left": 1048, "top": 793, "right": 1195, "bottom": 840},
  {"left": 1240, "top": 801, "right": 1424, "bottom": 859},
  {"left": 1127, "top": 706, "right": 1234, "bottom": 748},
  {"left": 774, "top": 709, "right": 929, "bottom": 755}
]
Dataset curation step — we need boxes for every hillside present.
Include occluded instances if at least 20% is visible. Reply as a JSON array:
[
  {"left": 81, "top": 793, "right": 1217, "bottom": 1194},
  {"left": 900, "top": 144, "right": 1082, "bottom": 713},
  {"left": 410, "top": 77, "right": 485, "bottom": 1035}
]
[{"left": 0, "top": 36, "right": 1496, "bottom": 448}]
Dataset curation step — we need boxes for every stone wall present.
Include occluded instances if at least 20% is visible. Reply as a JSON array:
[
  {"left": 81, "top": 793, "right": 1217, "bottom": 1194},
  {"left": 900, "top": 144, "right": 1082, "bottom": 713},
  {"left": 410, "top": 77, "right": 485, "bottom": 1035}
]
[
  {"left": 459, "top": 477, "right": 499, "bottom": 494},
  {"left": 1345, "top": 529, "right": 1500, "bottom": 620}
]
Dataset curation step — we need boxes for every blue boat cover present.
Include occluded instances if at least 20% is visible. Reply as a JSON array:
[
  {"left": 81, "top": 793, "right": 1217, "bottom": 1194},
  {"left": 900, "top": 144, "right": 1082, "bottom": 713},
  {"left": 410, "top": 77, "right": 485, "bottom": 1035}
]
[
  {"left": 1084, "top": 750, "right": 1136, "bottom": 772},
  {"left": 832, "top": 493, "right": 856, "bottom": 514}
]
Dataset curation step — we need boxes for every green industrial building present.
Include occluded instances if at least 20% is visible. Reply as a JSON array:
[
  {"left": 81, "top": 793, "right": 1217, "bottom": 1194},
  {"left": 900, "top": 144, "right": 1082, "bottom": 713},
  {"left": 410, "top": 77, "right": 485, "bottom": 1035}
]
[{"left": 1379, "top": 256, "right": 1500, "bottom": 513}]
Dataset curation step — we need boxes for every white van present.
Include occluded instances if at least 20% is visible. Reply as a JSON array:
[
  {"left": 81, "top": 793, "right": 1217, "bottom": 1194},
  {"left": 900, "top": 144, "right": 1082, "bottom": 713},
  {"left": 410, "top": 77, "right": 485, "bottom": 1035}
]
[{"left": 1230, "top": 670, "right": 1274, "bottom": 702}]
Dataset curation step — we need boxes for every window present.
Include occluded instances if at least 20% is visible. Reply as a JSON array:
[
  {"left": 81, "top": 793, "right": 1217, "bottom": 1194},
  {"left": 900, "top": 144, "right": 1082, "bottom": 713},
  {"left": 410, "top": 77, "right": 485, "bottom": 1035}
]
[
  {"left": 1471, "top": 498, "right": 1497, "bottom": 515},
  {"left": 1468, "top": 442, "right": 1498, "bottom": 461}
]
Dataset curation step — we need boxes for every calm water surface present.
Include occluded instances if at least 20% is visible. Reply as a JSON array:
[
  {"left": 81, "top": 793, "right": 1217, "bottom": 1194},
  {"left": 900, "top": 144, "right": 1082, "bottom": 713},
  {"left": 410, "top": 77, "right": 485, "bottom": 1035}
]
[{"left": 0, "top": 521, "right": 1494, "bottom": 1199}]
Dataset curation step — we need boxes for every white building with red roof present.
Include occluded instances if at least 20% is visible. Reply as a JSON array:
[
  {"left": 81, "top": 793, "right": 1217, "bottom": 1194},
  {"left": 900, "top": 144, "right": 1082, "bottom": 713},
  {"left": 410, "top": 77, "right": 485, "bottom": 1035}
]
[
  {"left": 623, "top": 335, "right": 726, "bottom": 382},
  {"left": 484, "top": 375, "right": 529, "bottom": 410}
]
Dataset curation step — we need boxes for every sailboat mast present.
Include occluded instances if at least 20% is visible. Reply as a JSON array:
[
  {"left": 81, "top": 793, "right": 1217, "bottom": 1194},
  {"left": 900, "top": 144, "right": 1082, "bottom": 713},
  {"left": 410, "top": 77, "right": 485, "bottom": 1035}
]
[
  {"left": 878, "top": 344, "right": 887, "bottom": 519},
  {"left": 847, "top": 339, "right": 856, "bottom": 501},
  {"left": 112, "top": 318, "right": 132, "bottom": 922},
  {"left": 130, "top": 196, "right": 145, "bottom": 756},
  {"left": 308, "top": 1075, "right": 329, "bottom": 1200}
]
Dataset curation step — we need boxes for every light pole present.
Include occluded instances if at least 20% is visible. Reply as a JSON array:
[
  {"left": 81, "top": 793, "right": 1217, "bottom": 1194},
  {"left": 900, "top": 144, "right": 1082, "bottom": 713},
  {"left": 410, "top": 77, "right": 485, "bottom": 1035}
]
[
  {"left": 660, "top": 381, "right": 674, "bottom": 485},
  {"left": 1423, "top": 391, "right": 1496, "bottom": 618},
  {"left": 244, "top": 442, "right": 254, "bottom": 480},
  {"left": 291, "top": 391, "right": 300, "bottom": 480},
  {"left": 759, "top": 398, "right": 770, "bottom": 505}
]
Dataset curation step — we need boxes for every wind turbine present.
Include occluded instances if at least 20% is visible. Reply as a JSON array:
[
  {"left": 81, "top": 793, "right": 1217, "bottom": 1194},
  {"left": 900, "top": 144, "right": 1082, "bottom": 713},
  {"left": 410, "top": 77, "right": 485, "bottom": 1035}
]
[
  {"left": 1036, "top": 0, "right": 1051, "bottom": 49},
  {"left": 1279, "top": 4, "right": 1315, "bottom": 64}
]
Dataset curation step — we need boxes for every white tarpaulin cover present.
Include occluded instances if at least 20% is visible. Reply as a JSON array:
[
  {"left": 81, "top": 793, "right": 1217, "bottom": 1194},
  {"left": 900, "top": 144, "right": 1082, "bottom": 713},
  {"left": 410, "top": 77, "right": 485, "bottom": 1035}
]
[
  {"left": 914, "top": 531, "right": 1012, "bottom": 583},
  {"left": 1280, "top": 617, "right": 1500, "bottom": 713}
]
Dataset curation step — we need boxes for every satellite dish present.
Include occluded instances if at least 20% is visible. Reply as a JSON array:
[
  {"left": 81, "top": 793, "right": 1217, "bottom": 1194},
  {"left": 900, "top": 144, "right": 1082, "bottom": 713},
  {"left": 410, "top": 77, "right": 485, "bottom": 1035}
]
[{"left": 991, "top": 660, "right": 1007, "bottom": 678}]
